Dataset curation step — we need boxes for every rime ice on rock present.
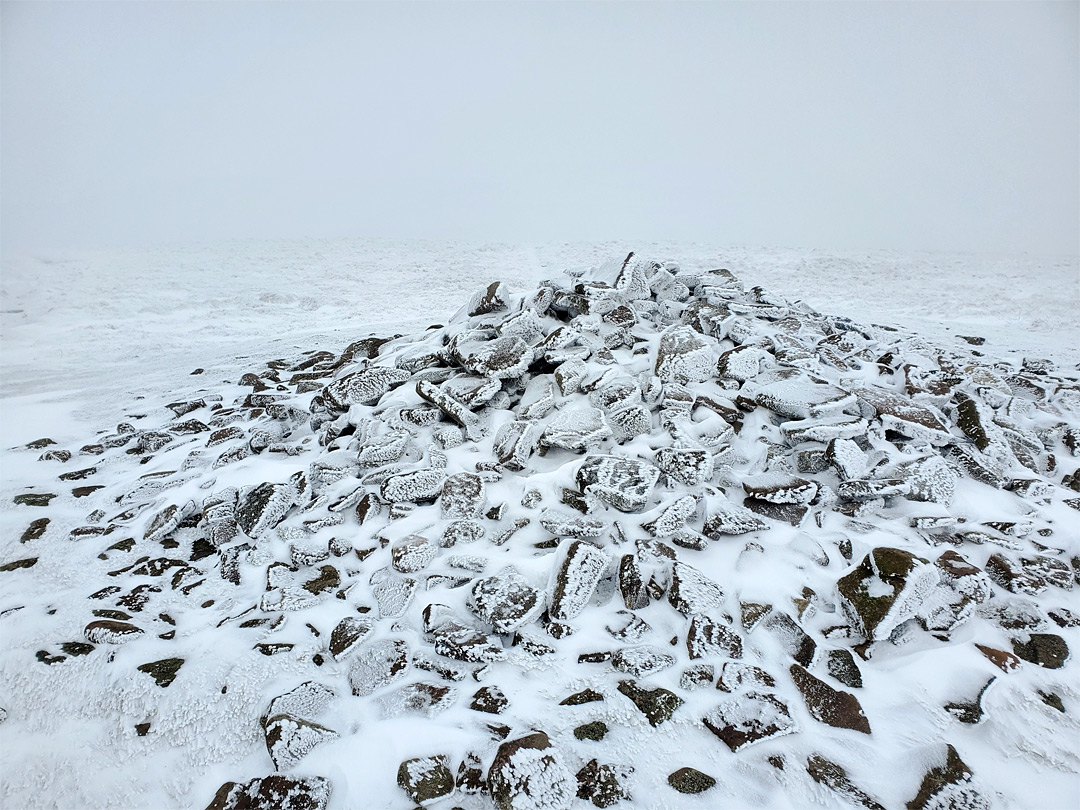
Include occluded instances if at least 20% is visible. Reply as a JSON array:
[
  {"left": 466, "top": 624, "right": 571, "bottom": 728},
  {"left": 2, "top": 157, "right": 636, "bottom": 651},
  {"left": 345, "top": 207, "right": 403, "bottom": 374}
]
[
  {"left": 703, "top": 692, "right": 796, "bottom": 751},
  {"left": 493, "top": 421, "right": 542, "bottom": 470},
  {"left": 654, "top": 447, "right": 714, "bottom": 487},
  {"left": 467, "top": 568, "right": 545, "bottom": 634},
  {"left": 236, "top": 482, "right": 296, "bottom": 539},
  {"left": 440, "top": 472, "right": 486, "bottom": 519},
  {"left": 263, "top": 713, "right": 338, "bottom": 770},
  {"left": 575, "top": 456, "right": 660, "bottom": 512},
  {"left": 668, "top": 561, "right": 723, "bottom": 616},
  {"left": 753, "top": 377, "right": 855, "bottom": 420},
  {"left": 550, "top": 541, "right": 609, "bottom": 621},
  {"left": 381, "top": 469, "right": 445, "bottom": 503},
  {"left": 205, "top": 775, "right": 331, "bottom": 810},
  {"left": 837, "top": 548, "right": 939, "bottom": 641},
  {"left": 611, "top": 645, "right": 676, "bottom": 676},
  {"left": 654, "top": 325, "right": 714, "bottom": 384},
  {"left": 540, "top": 509, "right": 606, "bottom": 538},
  {"left": 488, "top": 732, "right": 575, "bottom": 810},
  {"left": 347, "top": 638, "right": 409, "bottom": 696},
  {"left": 702, "top": 500, "right": 767, "bottom": 537},
  {"left": 370, "top": 567, "right": 418, "bottom": 618},
  {"left": 540, "top": 408, "right": 612, "bottom": 452}
]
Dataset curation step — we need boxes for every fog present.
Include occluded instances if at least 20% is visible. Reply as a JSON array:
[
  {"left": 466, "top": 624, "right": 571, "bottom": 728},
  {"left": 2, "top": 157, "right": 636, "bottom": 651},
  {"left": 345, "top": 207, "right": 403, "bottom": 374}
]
[{"left": 2, "top": 1, "right": 1077, "bottom": 257}]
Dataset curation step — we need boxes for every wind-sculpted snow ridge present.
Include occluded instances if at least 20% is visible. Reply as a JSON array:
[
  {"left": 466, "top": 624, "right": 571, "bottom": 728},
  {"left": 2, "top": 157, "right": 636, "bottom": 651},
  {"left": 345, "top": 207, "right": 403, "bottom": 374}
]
[{"left": 3, "top": 253, "right": 1080, "bottom": 809}]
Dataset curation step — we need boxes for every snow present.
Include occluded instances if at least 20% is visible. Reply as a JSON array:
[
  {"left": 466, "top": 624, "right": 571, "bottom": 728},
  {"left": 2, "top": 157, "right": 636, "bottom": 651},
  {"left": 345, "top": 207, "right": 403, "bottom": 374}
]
[{"left": 1, "top": 240, "right": 1078, "bottom": 810}]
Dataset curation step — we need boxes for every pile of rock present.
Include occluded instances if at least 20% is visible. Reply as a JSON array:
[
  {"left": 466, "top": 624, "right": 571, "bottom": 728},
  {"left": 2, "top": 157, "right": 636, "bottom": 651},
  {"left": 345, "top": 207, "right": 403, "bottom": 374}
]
[{"left": 7, "top": 253, "right": 1079, "bottom": 809}]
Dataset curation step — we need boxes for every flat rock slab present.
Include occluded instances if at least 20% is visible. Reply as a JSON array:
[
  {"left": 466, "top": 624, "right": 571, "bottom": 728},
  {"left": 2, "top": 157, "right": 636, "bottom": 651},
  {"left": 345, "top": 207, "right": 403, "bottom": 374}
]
[
  {"left": 576, "top": 456, "right": 660, "bottom": 512},
  {"left": 703, "top": 691, "right": 796, "bottom": 751}
]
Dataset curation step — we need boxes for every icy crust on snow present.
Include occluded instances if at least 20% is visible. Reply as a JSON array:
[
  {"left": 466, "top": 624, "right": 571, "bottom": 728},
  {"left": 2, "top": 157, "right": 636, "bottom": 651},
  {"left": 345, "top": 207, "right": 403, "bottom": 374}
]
[{"left": 1, "top": 250, "right": 1079, "bottom": 810}]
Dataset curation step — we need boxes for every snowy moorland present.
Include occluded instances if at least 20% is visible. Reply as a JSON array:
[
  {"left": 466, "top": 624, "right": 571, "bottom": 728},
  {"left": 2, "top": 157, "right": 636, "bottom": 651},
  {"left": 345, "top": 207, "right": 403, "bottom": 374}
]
[{"left": 1, "top": 243, "right": 1078, "bottom": 810}]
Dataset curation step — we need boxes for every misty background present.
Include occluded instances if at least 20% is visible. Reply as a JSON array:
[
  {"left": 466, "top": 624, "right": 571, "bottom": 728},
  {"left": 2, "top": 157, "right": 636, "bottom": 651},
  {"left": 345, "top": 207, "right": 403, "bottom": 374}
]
[{"left": 1, "top": 1, "right": 1077, "bottom": 258}]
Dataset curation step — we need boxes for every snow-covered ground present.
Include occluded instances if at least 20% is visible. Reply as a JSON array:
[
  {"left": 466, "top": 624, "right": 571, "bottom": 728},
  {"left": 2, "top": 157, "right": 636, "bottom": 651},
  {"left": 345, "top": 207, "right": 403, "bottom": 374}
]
[{"left": 0, "top": 242, "right": 1077, "bottom": 810}]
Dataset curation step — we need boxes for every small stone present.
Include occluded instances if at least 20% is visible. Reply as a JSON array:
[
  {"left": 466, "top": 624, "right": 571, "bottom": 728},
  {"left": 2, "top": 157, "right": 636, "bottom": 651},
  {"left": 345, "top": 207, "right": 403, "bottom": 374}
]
[
  {"left": 84, "top": 620, "right": 143, "bottom": 644},
  {"left": 470, "top": 685, "right": 509, "bottom": 714},
  {"left": 550, "top": 541, "right": 609, "bottom": 621},
  {"left": 806, "top": 755, "right": 885, "bottom": 810},
  {"left": 826, "top": 649, "right": 863, "bottom": 688},
  {"left": 611, "top": 646, "right": 676, "bottom": 676},
  {"left": 137, "top": 657, "right": 184, "bottom": 688},
  {"left": 263, "top": 713, "right": 337, "bottom": 770},
  {"left": 906, "top": 744, "right": 985, "bottom": 810},
  {"left": 347, "top": 638, "right": 409, "bottom": 695},
  {"left": 14, "top": 493, "right": 56, "bottom": 507},
  {"left": 680, "top": 664, "right": 715, "bottom": 691},
  {"left": 574, "top": 721, "right": 608, "bottom": 741},
  {"left": 561, "top": 688, "right": 605, "bottom": 706},
  {"left": 20, "top": 518, "right": 49, "bottom": 542},
  {"left": 668, "top": 767, "right": 715, "bottom": 794}
]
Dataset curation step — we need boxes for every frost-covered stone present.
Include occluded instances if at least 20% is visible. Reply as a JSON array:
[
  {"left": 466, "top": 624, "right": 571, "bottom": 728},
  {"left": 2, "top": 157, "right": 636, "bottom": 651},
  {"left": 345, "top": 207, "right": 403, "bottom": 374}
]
[
  {"left": 347, "top": 638, "right": 409, "bottom": 696},
  {"left": 541, "top": 408, "right": 611, "bottom": 452},
  {"left": 702, "top": 500, "right": 768, "bottom": 536},
  {"left": 575, "top": 456, "right": 660, "bottom": 512},
  {"left": 451, "top": 333, "right": 533, "bottom": 379},
  {"left": 381, "top": 469, "right": 445, "bottom": 503},
  {"left": 539, "top": 509, "right": 606, "bottom": 538},
  {"left": 617, "top": 680, "right": 684, "bottom": 726},
  {"left": 703, "top": 692, "right": 796, "bottom": 751},
  {"left": 668, "top": 561, "right": 723, "bottom": 616},
  {"left": 237, "top": 482, "right": 295, "bottom": 539},
  {"left": 550, "top": 541, "right": 609, "bottom": 621},
  {"left": 742, "top": 473, "right": 818, "bottom": 504},
  {"left": 391, "top": 535, "right": 437, "bottom": 573},
  {"left": 897, "top": 455, "right": 956, "bottom": 505},
  {"left": 654, "top": 448, "right": 714, "bottom": 487},
  {"left": 324, "top": 366, "right": 410, "bottom": 408},
  {"left": 826, "top": 438, "right": 866, "bottom": 480},
  {"left": 754, "top": 377, "right": 854, "bottom": 419},
  {"left": 837, "top": 548, "right": 939, "bottom": 641},
  {"left": 440, "top": 473, "right": 486, "bottom": 519},
  {"left": 423, "top": 604, "right": 507, "bottom": 662},
  {"left": 84, "top": 620, "right": 143, "bottom": 644},
  {"left": 205, "top": 775, "right": 331, "bottom": 810},
  {"left": 643, "top": 495, "right": 697, "bottom": 538},
  {"left": 611, "top": 645, "right": 675, "bottom": 676},
  {"left": 467, "top": 567, "right": 545, "bottom": 634},
  {"left": 370, "top": 567, "right": 418, "bottom": 618},
  {"left": 329, "top": 616, "right": 374, "bottom": 660},
  {"left": 265, "top": 682, "right": 336, "bottom": 722},
  {"left": 488, "top": 732, "right": 575, "bottom": 810},
  {"left": 381, "top": 682, "right": 458, "bottom": 718},
  {"left": 263, "top": 713, "right": 338, "bottom": 770},
  {"left": 655, "top": 325, "right": 714, "bottom": 384},
  {"left": 686, "top": 614, "right": 743, "bottom": 659},
  {"left": 398, "top": 755, "right": 455, "bottom": 806},
  {"left": 493, "top": 420, "right": 542, "bottom": 471}
]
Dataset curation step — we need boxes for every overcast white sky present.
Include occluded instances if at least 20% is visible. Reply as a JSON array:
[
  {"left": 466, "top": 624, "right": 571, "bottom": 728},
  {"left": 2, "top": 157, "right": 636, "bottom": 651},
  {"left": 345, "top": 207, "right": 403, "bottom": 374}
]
[{"left": 2, "top": 1, "right": 1077, "bottom": 257}]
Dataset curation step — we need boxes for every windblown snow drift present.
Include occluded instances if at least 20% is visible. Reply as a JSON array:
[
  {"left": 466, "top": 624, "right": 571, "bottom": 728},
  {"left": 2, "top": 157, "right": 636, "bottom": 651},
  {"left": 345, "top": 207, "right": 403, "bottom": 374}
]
[{"left": 3, "top": 253, "right": 1079, "bottom": 809}]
